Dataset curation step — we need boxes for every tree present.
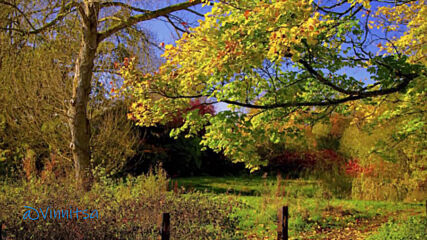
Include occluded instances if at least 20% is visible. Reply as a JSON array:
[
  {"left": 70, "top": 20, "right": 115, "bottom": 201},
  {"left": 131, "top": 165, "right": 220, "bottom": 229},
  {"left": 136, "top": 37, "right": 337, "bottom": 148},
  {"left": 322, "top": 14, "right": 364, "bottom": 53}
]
[
  {"left": 0, "top": 0, "right": 203, "bottom": 188},
  {"left": 0, "top": 2, "right": 150, "bottom": 181},
  {"left": 0, "top": 6, "right": 78, "bottom": 177},
  {"left": 123, "top": 0, "right": 426, "bottom": 170}
]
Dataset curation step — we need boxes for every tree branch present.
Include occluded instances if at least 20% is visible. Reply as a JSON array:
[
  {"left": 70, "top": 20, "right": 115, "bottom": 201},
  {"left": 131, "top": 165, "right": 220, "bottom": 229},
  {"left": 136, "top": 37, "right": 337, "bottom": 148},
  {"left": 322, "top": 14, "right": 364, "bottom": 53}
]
[
  {"left": 98, "top": 0, "right": 202, "bottom": 42},
  {"left": 28, "top": 1, "right": 78, "bottom": 34},
  {"left": 0, "top": 1, "right": 77, "bottom": 35},
  {"left": 99, "top": 1, "right": 149, "bottom": 13},
  {"left": 299, "top": 59, "right": 362, "bottom": 95},
  {"left": 151, "top": 68, "right": 414, "bottom": 110},
  {"left": 221, "top": 71, "right": 415, "bottom": 109},
  {"left": 185, "top": 8, "right": 205, "bottom": 17},
  {"left": 0, "top": 0, "right": 37, "bottom": 31}
]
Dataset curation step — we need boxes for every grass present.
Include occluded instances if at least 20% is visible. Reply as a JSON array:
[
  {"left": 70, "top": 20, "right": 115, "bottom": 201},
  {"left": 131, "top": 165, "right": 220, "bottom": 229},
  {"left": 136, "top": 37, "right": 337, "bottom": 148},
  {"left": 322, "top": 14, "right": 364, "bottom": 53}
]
[
  {"left": 1, "top": 174, "right": 424, "bottom": 239},
  {"left": 366, "top": 216, "right": 426, "bottom": 240},
  {"left": 173, "top": 176, "right": 425, "bottom": 239},
  {"left": 173, "top": 176, "right": 319, "bottom": 196}
]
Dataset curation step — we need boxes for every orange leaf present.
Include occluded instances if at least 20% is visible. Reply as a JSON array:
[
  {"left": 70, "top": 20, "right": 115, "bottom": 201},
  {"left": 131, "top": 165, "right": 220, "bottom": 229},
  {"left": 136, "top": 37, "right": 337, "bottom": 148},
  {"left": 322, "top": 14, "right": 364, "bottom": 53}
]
[{"left": 244, "top": 10, "right": 250, "bottom": 19}]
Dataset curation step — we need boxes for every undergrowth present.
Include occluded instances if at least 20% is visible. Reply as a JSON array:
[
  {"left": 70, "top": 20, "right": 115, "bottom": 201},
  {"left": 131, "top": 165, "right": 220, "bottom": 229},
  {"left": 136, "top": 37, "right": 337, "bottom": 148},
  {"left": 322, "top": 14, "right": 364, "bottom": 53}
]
[{"left": 0, "top": 169, "right": 242, "bottom": 240}]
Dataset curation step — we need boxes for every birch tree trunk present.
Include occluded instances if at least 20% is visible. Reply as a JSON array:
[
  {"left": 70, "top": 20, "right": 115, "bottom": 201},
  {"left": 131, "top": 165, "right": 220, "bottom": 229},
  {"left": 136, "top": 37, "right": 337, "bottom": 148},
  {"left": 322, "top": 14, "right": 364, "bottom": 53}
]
[{"left": 69, "top": 1, "right": 99, "bottom": 189}]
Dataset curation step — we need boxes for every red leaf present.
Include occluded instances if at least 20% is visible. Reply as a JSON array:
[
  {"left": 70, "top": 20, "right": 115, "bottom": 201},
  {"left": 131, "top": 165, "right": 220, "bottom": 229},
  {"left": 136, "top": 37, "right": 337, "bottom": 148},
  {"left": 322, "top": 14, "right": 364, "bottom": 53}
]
[{"left": 244, "top": 10, "right": 250, "bottom": 19}]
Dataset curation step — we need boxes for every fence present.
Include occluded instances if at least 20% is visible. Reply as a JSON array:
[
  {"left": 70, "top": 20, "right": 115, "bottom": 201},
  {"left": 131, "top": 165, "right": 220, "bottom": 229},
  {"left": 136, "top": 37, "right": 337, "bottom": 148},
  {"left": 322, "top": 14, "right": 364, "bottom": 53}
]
[
  {"left": 0, "top": 206, "right": 290, "bottom": 240},
  {"left": 2, "top": 200, "right": 426, "bottom": 240},
  {"left": 158, "top": 206, "right": 289, "bottom": 240}
]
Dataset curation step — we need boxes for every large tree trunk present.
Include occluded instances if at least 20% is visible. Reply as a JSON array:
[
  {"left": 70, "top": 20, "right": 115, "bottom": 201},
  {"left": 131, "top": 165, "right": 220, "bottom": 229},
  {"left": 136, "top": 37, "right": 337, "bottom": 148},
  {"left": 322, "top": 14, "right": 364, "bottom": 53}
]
[{"left": 69, "top": 2, "right": 99, "bottom": 190}]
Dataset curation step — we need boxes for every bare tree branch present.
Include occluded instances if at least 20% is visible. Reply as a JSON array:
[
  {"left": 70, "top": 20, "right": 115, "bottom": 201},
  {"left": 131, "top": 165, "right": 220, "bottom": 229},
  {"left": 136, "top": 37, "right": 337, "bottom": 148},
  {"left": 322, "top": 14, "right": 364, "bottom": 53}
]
[
  {"left": 98, "top": 0, "right": 202, "bottom": 42},
  {"left": 28, "top": 1, "right": 78, "bottom": 34},
  {"left": 99, "top": 1, "right": 149, "bottom": 13},
  {"left": 0, "top": 0, "right": 37, "bottom": 31},
  {"left": 185, "top": 8, "right": 204, "bottom": 17}
]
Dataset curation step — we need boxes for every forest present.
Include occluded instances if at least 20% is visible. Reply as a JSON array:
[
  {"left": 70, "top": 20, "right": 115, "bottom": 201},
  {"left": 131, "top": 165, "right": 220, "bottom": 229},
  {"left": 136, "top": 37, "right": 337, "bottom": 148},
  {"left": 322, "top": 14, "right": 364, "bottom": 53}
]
[{"left": 0, "top": 0, "right": 426, "bottom": 239}]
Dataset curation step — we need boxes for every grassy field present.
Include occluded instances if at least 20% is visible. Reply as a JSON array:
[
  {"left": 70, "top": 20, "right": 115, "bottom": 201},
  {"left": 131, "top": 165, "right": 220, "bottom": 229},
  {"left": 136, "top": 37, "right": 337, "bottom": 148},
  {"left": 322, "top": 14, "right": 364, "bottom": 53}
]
[{"left": 173, "top": 176, "right": 426, "bottom": 240}]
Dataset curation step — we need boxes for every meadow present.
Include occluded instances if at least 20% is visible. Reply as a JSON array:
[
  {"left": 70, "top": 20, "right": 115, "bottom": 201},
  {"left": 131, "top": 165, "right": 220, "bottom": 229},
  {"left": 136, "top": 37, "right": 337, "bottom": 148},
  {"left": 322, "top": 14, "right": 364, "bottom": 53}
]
[
  {"left": 174, "top": 176, "right": 426, "bottom": 239},
  {"left": 1, "top": 172, "right": 425, "bottom": 239}
]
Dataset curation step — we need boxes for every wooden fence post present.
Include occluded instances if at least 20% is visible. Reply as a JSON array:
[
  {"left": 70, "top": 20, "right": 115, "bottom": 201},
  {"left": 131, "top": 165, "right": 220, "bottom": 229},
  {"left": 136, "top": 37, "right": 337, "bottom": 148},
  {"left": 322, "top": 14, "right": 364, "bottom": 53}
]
[
  {"left": 277, "top": 206, "right": 288, "bottom": 240},
  {"left": 0, "top": 221, "right": 3, "bottom": 240},
  {"left": 159, "top": 213, "right": 170, "bottom": 240},
  {"left": 173, "top": 181, "right": 178, "bottom": 194}
]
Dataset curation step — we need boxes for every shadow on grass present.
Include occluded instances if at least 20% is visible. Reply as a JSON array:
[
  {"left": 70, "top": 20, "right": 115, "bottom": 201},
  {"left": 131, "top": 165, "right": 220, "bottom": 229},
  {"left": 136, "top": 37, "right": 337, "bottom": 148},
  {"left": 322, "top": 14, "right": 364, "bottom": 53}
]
[
  {"left": 169, "top": 181, "right": 259, "bottom": 195},
  {"left": 170, "top": 177, "right": 319, "bottom": 196}
]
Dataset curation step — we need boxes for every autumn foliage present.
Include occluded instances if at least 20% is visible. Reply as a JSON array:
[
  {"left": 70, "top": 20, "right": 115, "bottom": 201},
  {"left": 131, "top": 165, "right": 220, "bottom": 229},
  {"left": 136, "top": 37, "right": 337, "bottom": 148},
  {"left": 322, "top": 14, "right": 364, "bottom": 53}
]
[{"left": 122, "top": 0, "right": 425, "bottom": 171}]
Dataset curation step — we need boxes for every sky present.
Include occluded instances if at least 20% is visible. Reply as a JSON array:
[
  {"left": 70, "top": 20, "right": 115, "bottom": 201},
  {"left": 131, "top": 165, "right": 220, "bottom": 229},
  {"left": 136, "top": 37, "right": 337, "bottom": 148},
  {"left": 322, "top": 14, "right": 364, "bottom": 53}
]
[{"left": 139, "top": 2, "right": 230, "bottom": 112}]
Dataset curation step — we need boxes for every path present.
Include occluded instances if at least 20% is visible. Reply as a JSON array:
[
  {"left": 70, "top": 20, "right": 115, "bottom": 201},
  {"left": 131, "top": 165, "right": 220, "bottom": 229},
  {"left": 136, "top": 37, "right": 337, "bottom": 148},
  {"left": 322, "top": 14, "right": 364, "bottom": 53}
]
[{"left": 295, "top": 208, "right": 422, "bottom": 240}]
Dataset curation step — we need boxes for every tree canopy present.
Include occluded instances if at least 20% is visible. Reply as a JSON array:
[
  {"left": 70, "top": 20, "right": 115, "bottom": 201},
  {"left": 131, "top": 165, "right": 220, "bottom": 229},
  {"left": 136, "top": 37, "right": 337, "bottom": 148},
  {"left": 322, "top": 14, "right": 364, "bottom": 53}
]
[{"left": 122, "top": 0, "right": 426, "bottom": 170}]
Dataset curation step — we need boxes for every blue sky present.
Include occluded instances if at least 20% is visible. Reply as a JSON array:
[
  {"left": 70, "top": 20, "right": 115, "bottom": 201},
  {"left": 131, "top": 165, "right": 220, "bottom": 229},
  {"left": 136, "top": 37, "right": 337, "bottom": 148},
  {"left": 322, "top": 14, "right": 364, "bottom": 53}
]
[{"left": 139, "top": 2, "right": 230, "bottom": 112}]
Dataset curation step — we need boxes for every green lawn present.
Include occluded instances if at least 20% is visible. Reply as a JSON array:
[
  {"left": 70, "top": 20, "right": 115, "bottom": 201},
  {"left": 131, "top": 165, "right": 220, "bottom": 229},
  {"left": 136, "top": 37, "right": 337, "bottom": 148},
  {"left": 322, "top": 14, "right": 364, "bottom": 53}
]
[{"left": 173, "top": 176, "right": 425, "bottom": 239}]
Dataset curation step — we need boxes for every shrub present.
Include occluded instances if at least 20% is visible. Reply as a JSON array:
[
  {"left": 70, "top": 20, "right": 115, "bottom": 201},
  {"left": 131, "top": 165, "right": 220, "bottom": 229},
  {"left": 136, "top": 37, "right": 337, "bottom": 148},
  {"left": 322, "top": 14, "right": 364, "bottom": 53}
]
[
  {"left": 350, "top": 159, "right": 425, "bottom": 202},
  {"left": 91, "top": 101, "right": 139, "bottom": 179},
  {"left": 124, "top": 125, "right": 245, "bottom": 178},
  {"left": 308, "top": 150, "right": 353, "bottom": 199},
  {"left": 267, "top": 149, "right": 352, "bottom": 198},
  {"left": 268, "top": 151, "right": 316, "bottom": 177},
  {"left": 0, "top": 170, "right": 242, "bottom": 239}
]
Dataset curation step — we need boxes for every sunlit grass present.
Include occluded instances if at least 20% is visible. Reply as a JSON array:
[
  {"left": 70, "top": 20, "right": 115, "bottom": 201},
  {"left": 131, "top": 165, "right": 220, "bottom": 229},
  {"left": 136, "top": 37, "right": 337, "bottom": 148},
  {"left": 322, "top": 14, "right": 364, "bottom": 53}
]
[{"left": 174, "top": 176, "right": 425, "bottom": 239}]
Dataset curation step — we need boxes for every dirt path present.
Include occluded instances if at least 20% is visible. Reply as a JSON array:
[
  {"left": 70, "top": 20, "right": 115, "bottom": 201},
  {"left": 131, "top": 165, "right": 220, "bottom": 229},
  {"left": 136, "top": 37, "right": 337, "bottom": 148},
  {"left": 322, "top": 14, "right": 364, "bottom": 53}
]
[
  {"left": 295, "top": 209, "right": 422, "bottom": 240},
  {"left": 296, "top": 215, "right": 387, "bottom": 240}
]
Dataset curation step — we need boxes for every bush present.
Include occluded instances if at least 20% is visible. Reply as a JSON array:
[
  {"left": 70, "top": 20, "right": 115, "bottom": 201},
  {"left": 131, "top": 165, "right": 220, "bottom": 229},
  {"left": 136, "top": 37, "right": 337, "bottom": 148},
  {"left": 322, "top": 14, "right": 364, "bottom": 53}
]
[
  {"left": 0, "top": 170, "right": 242, "bottom": 239},
  {"left": 267, "top": 151, "right": 316, "bottom": 177},
  {"left": 91, "top": 102, "right": 139, "bottom": 179},
  {"left": 367, "top": 216, "right": 426, "bottom": 240},
  {"left": 306, "top": 150, "right": 353, "bottom": 199},
  {"left": 351, "top": 159, "right": 426, "bottom": 202},
  {"left": 123, "top": 125, "right": 245, "bottom": 178}
]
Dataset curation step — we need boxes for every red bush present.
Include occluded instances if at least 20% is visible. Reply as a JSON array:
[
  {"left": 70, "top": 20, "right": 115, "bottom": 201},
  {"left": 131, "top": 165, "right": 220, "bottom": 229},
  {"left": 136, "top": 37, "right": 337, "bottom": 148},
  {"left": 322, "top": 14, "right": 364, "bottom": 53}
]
[{"left": 344, "top": 159, "right": 375, "bottom": 177}]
